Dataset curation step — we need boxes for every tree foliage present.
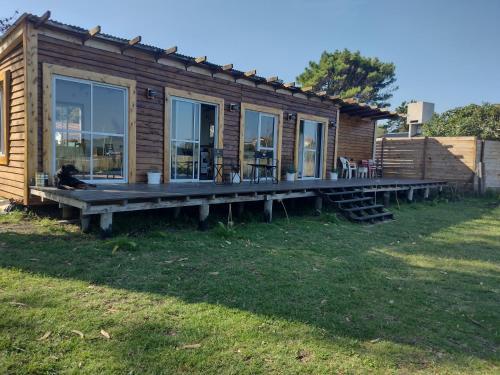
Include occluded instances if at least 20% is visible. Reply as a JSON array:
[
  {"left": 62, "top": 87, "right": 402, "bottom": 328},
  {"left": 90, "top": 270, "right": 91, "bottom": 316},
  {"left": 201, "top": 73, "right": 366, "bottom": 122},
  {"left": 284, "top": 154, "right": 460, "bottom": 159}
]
[
  {"left": 0, "top": 11, "right": 19, "bottom": 34},
  {"left": 384, "top": 100, "right": 416, "bottom": 132},
  {"left": 296, "top": 49, "right": 397, "bottom": 107},
  {"left": 422, "top": 103, "right": 500, "bottom": 140}
]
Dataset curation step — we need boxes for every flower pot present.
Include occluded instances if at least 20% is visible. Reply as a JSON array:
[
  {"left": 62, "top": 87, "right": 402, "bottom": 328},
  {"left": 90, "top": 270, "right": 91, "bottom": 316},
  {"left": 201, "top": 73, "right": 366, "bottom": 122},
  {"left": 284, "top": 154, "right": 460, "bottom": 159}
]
[
  {"left": 330, "top": 172, "right": 338, "bottom": 181},
  {"left": 286, "top": 172, "right": 296, "bottom": 182},
  {"left": 230, "top": 172, "right": 241, "bottom": 184},
  {"left": 147, "top": 172, "right": 161, "bottom": 184}
]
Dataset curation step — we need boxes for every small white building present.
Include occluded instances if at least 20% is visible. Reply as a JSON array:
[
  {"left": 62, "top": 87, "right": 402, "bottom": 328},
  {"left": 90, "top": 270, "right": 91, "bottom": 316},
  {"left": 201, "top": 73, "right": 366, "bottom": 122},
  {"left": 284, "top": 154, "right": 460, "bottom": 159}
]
[{"left": 407, "top": 101, "right": 435, "bottom": 137}]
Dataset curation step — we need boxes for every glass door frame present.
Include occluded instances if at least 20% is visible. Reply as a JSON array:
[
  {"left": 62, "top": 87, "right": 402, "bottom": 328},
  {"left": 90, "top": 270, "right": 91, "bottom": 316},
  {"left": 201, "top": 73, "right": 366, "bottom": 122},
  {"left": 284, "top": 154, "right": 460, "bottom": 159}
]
[
  {"left": 299, "top": 119, "right": 323, "bottom": 180},
  {"left": 51, "top": 74, "right": 129, "bottom": 184},
  {"left": 242, "top": 110, "right": 278, "bottom": 181},
  {"left": 169, "top": 96, "right": 219, "bottom": 183},
  {"left": 294, "top": 114, "right": 329, "bottom": 180}
]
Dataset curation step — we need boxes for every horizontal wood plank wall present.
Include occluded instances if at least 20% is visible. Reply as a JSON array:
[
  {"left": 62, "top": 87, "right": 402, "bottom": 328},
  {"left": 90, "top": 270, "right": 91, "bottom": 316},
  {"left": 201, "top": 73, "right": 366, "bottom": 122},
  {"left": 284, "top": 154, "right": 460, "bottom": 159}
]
[
  {"left": 36, "top": 34, "right": 337, "bottom": 182},
  {"left": 0, "top": 44, "right": 25, "bottom": 200},
  {"left": 336, "top": 113, "right": 375, "bottom": 165},
  {"left": 375, "top": 136, "right": 478, "bottom": 188}
]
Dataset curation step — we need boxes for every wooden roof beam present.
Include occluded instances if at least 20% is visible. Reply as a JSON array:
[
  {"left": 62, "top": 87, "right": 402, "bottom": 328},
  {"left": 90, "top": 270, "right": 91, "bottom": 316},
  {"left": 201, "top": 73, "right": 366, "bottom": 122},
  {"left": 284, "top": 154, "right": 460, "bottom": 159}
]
[
  {"left": 266, "top": 76, "right": 279, "bottom": 83},
  {"left": 164, "top": 46, "right": 178, "bottom": 55},
  {"left": 34, "top": 10, "right": 51, "bottom": 29},
  {"left": 222, "top": 64, "right": 233, "bottom": 71},
  {"left": 82, "top": 25, "right": 101, "bottom": 44},
  {"left": 284, "top": 82, "right": 295, "bottom": 88},
  {"left": 195, "top": 56, "right": 207, "bottom": 64},
  {"left": 121, "top": 36, "right": 141, "bottom": 53},
  {"left": 244, "top": 69, "right": 257, "bottom": 77},
  {"left": 301, "top": 86, "right": 313, "bottom": 92}
]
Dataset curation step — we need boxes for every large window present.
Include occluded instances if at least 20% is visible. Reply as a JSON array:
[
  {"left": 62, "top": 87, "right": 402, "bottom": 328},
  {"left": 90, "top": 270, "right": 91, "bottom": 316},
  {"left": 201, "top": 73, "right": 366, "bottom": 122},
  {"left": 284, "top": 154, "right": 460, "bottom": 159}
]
[
  {"left": 53, "top": 76, "right": 128, "bottom": 182},
  {"left": 242, "top": 110, "right": 277, "bottom": 179}
]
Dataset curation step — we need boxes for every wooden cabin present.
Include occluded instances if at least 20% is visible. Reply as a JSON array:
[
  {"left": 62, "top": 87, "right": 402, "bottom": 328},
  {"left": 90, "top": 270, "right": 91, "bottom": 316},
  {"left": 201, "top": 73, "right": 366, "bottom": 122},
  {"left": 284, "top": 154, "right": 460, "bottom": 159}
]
[{"left": 0, "top": 12, "right": 398, "bottom": 205}]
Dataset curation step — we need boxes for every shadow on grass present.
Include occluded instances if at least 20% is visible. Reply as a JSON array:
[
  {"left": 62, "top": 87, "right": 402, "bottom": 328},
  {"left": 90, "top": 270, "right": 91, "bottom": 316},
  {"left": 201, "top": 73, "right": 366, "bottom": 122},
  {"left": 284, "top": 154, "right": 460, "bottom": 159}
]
[{"left": 0, "top": 198, "right": 499, "bottom": 371}]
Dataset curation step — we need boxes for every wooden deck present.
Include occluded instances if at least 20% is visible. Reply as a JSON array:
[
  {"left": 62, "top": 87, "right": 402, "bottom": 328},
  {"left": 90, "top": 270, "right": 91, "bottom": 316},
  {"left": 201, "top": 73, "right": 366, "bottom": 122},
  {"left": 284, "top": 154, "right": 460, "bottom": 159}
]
[{"left": 30, "top": 178, "right": 446, "bottom": 235}]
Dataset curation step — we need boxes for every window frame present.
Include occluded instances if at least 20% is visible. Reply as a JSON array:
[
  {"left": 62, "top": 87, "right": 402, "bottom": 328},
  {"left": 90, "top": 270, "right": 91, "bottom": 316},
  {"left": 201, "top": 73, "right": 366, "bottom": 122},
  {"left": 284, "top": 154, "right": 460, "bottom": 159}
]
[
  {"left": 294, "top": 113, "right": 329, "bottom": 180},
  {"left": 52, "top": 75, "right": 129, "bottom": 183},
  {"left": 239, "top": 103, "right": 283, "bottom": 181},
  {"left": 164, "top": 87, "right": 224, "bottom": 183},
  {"left": 43, "top": 63, "right": 136, "bottom": 184},
  {"left": 0, "top": 70, "right": 11, "bottom": 165}
]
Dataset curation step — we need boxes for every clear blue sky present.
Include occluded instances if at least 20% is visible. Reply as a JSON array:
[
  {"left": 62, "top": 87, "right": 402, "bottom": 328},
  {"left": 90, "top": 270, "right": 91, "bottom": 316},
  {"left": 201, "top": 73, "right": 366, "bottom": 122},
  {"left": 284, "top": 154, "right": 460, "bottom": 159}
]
[{"left": 2, "top": 0, "right": 499, "bottom": 112}]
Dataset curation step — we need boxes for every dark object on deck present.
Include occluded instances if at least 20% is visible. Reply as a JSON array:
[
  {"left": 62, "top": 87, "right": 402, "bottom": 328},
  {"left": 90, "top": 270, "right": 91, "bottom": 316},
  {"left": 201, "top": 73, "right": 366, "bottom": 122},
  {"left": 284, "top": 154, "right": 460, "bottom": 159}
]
[
  {"left": 56, "top": 165, "right": 96, "bottom": 190},
  {"left": 320, "top": 188, "right": 394, "bottom": 223},
  {"left": 248, "top": 150, "right": 278, "bottom": 184}
]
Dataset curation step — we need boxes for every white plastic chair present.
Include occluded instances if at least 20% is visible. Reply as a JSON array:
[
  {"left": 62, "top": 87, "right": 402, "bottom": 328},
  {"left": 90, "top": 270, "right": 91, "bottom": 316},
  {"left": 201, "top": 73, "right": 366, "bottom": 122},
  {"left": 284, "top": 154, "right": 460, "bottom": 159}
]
[{"left": 339, "top": 157, "right": 357, "bottom": 179}]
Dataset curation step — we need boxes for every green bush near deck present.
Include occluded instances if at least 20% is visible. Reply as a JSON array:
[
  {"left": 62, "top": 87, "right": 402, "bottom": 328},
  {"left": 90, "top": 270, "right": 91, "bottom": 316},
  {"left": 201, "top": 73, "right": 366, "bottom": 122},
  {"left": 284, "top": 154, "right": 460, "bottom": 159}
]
[{"left": 0, "top": 198, "right": 499, "bottom": 374}]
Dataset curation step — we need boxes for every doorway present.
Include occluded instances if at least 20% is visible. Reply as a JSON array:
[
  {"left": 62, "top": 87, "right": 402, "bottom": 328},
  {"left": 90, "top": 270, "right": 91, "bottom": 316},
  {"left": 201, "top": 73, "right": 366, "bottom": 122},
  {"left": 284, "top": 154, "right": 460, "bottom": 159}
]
[
  {"left": 298, "top": 119, "right": 323, "bottom": 179},
  {"left": 170, "top": 97, "right": 218, "bottom": 181}
]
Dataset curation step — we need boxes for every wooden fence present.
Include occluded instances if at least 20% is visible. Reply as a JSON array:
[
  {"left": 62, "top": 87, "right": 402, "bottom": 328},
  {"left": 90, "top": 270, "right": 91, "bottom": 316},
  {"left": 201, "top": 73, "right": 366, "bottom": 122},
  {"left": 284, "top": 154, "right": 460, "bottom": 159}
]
[{"left": 375, "top": 136, "right": 500, "bottom": 191}]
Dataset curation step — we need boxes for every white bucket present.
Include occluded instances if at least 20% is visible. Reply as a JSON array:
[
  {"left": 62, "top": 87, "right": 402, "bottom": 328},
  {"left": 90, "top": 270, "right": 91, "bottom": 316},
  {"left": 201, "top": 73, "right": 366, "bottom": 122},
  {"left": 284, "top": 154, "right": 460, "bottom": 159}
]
[
  {"left": 330, "top": 172, "right": 338, "bottom": 181},
  {"left": 286, "top": 172, "right": 296, "bottom": 182},
  {"left": 147, "top": 172, "right": 161, "bottom": 184}
]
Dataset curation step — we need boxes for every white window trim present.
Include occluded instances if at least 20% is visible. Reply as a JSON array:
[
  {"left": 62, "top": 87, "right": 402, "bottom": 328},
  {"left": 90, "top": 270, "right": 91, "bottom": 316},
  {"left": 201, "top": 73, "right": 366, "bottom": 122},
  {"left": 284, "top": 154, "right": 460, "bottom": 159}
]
[{"left": 52, "top": 75, "right": 129, "bottom": 184}]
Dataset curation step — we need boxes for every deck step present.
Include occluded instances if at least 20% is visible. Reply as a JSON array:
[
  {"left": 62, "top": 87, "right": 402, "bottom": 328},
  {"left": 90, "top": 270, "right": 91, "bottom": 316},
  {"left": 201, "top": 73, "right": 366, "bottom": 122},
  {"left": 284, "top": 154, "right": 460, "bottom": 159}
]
[
  {"left": 335, "top": 196, "right": 373, "bottom": 204},
  {"left": 352, "top": 211, "right": 393, "bottom": 221},
  {"left": 344, "top": 204, "right": 384, "bottom": 212}
]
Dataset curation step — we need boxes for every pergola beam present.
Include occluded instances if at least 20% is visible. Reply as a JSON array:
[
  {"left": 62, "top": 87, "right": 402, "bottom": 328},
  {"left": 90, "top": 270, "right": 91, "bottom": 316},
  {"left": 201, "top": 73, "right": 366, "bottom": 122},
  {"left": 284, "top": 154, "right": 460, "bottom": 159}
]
[
  {"left": 34, "top": 11, "right": 51, "bottom": 28},
  {"left": 82, "top": 25, "right": 101, "bottom": 44},
  {"left": 121, "top": 36, "right": 141, "bottom": 53},
  {"left": 195, "top": 56, "right": 207, "bottom": 64},
  {"left": 244, "top": 69, "right": 257, "bottom": 77},
  {"left": 222, "top": 63, "right": 233, "bottom": 71}
]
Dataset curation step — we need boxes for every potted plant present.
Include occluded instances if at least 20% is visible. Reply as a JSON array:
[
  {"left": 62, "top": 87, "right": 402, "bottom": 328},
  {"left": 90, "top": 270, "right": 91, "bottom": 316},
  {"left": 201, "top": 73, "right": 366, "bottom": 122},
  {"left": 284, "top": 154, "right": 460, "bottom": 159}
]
[
  {"left": 147, "top": 169, "right": 162, "bottom": 184},
  {"left": 230, "top": 165, "right": 241, "bottom": 184},
  {"left": 330, "top": 168, "right": 338, "bottom": 181},
  {"left": 285, "top": 165, "right": 296, "bottom": 182}
]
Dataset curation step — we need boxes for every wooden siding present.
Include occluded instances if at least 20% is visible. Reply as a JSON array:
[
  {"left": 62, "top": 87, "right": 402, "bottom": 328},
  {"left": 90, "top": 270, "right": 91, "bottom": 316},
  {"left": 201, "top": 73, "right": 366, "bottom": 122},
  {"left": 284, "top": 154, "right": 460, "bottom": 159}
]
[
  {"left": 0, "top": 44, "right": 25, "bottom": 200},
  {"left": 336, "top": 113, "right": 375, "bottom": 166},
  {"left": 375, "top": 136, "right": 479, "bottom": 189},
  {"left": 36, "top": 34, "right": 338, "bottom": 183}
]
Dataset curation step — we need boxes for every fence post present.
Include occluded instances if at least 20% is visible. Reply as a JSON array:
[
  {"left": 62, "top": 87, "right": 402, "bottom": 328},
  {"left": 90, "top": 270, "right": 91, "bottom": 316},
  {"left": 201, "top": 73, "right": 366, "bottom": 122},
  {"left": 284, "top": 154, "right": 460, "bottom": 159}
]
[{"left": 422, "top": 136, "right": 428, "bottom": 179}]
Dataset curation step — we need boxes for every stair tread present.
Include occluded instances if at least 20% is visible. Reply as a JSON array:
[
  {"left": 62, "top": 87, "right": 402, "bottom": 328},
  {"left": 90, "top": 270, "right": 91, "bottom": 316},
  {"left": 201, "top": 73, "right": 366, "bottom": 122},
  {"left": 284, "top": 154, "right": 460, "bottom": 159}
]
[
  {"left": 352, "top": 212, "right": 393, "bottom": 221},
  {"left": 344, "top": 204, "right": 384, "bottom": 212},
  {"left": 335, "top": 196, "right": 373, "bottom": 204}
]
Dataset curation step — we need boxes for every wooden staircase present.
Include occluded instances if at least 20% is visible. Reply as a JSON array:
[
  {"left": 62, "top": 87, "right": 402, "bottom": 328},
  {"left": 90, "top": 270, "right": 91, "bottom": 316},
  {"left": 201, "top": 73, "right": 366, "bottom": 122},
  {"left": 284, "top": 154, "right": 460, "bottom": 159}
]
[{"left": 320, "top": 188, "right": 394, "bottom": 223}]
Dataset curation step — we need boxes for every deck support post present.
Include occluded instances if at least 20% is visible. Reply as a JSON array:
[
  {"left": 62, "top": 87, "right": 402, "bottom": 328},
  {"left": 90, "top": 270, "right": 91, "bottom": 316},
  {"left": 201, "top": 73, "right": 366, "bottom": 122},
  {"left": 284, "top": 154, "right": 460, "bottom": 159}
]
[
  {"left": 100, "top": 213, "right": 113, "bottom": 237},
  {"left": 173, "top": 206, "right": 181, "bottom": 219},
  {"left": 263, "top": 199, "right": 273, "bottom": 223},
  {"left": 407, "top": 188, "right": 414, "bottom": 202},
  {"left": 80, "top": 211, "right": 91, "bottom": 233},
  {"left": 236, "top": 202, "right": 244, "bottom": 218},
  {"left": 314, "top": 196, "right": 322, "bottom": 215},
  {"left": 61, "top": 205, "right": 75, "bottom": 219},
  {"left": 424, "top": 187, "right": 430, "bottom": 199},
  {"left": 199, "top": 203, "right": 210, "bottom": 230},
  {"left": 383, "top": 191, "right": 391, "bottom": 207}
]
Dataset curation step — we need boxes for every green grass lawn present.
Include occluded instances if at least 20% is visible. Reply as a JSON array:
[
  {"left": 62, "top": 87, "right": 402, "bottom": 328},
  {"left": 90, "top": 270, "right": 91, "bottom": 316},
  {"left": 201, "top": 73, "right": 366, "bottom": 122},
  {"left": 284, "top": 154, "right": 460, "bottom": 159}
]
[{"left": 0, "top": 197, "right": 499, "bottom": 374}]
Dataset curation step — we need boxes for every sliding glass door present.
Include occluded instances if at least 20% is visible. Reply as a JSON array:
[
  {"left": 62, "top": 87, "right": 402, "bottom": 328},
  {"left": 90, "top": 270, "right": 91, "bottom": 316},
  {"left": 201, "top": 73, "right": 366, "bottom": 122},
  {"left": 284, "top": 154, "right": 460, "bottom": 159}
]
[
  {"left": 242, "top": 110, "right": 277, "bottom": 179},
  {"left": 298, "top": 119, "right": 323, "bottom": 179},
  {"left": 53, "top": 76, "right": 128, "bottom": 183}
]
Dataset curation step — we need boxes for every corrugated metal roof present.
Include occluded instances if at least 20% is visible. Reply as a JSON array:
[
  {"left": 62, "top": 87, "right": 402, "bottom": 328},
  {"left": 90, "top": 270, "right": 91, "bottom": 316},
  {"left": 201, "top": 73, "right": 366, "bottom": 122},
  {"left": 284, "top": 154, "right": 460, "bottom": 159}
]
[{"left": 2, "top": 12, "right": 400, "bottom": 120}]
